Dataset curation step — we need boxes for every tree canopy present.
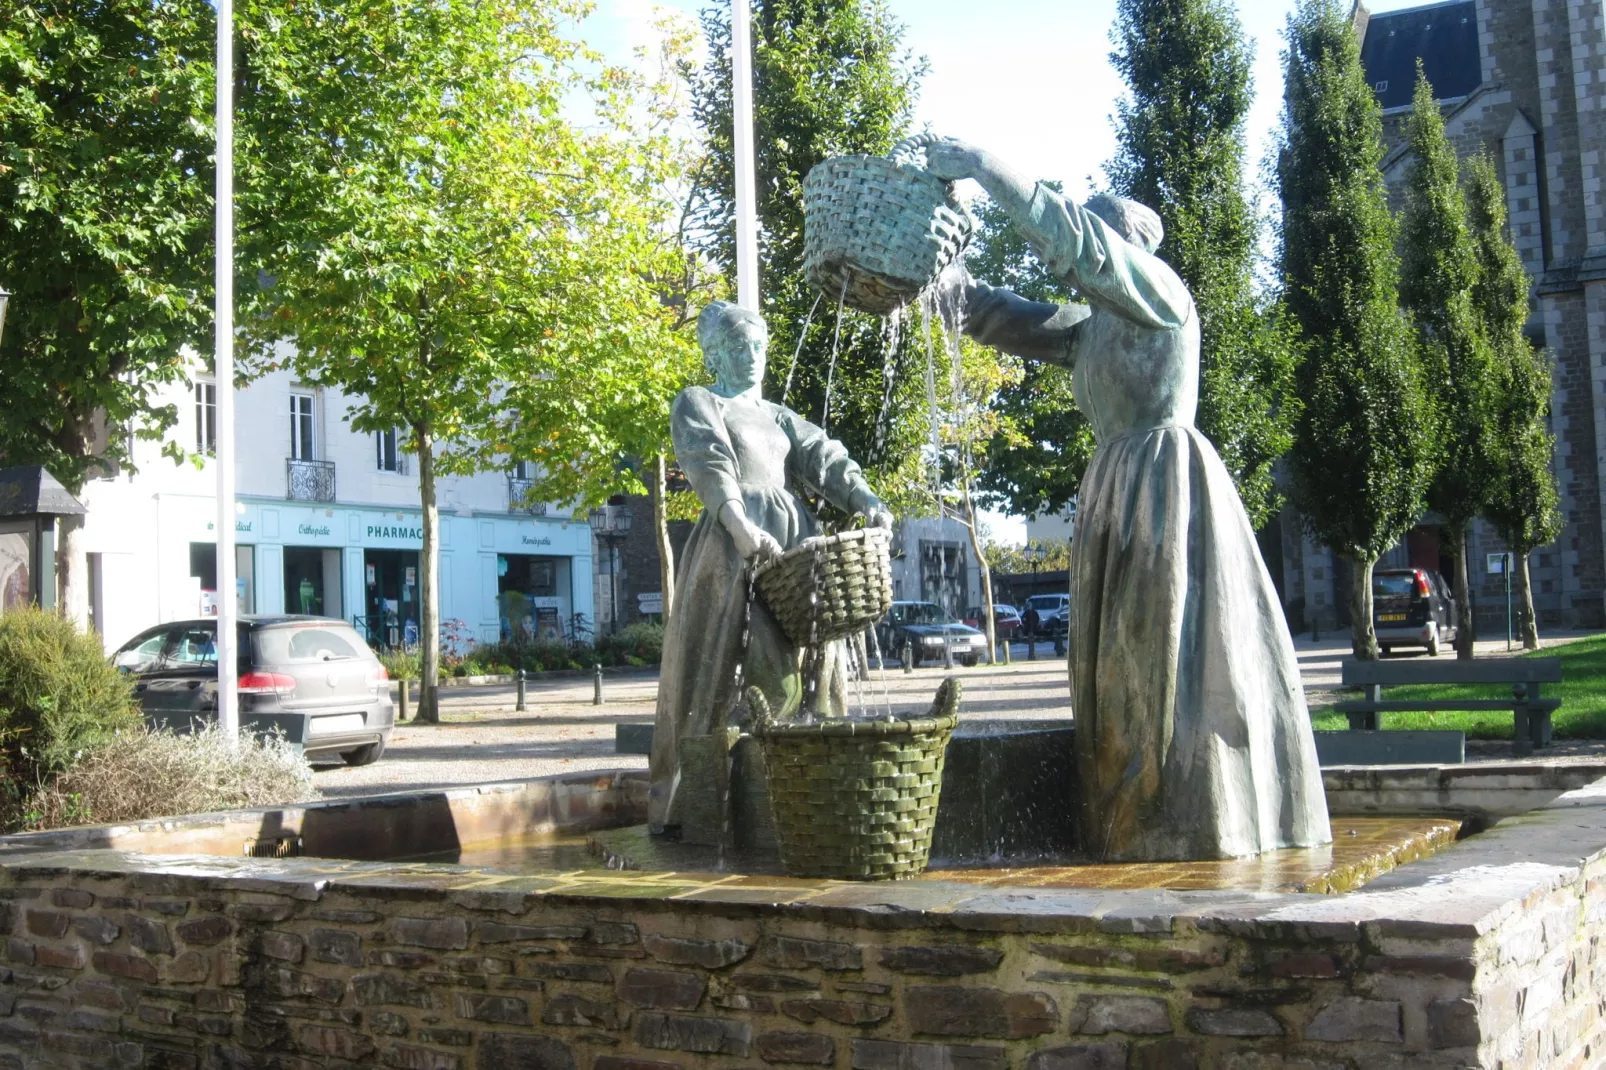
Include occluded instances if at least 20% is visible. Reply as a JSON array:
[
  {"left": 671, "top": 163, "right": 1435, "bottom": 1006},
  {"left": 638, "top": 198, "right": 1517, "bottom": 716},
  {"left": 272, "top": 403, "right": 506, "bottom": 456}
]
[
  {"left": 0, "top": 0, "right": 217, "bottom": 490},
  {"left": 1278, "top": 0, "right": 1435, "bottom": 657},
  {"left": 238, "top": 0, "right": 695, "bottom": 715}
]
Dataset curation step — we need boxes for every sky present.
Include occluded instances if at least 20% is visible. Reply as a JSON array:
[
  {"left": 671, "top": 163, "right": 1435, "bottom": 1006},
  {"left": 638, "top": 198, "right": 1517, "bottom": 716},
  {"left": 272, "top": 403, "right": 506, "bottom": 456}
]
[{"left": 582, "top": 0, "right": 1429, "bottom": 543}]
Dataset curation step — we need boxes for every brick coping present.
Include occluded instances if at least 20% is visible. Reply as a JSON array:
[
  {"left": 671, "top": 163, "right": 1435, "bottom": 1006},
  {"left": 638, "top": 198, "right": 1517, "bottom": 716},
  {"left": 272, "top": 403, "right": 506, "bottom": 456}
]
[{"left": 0, "top": 766, "right": 1602, "bottom": 943}]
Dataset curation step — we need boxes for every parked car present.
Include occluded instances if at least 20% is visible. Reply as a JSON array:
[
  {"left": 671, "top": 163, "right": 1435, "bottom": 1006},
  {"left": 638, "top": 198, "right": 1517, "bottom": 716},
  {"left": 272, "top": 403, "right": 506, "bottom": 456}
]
[
  {"left": 877, "top": 601, "right": 989, "bottom": 667},
  {"left": 113, "top": 616, "right": 394, "bottom": 765},
  {"left": 1022, "top": 592, "right": 1071, "bottom": 638},
  {"left": 963, "top": 604, "right": 1022, "bottom": 639},
  {"left": 1372, "top": 568, "right": 1457, "bottom": 657}
]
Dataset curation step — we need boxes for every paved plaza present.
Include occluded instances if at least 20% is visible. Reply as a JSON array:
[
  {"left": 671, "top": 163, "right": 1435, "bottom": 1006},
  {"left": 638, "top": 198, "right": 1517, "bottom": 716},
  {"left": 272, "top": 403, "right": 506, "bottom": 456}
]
[{"left": 311, "top": 630, "right": 1606, "bottom": 798}]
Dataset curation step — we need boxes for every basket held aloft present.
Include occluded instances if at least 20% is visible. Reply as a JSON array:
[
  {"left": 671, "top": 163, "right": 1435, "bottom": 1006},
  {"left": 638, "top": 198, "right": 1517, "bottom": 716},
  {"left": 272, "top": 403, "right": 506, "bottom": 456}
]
[
  {"left": 803, "top": 136, "right": 975, "bottom": 315},
  {"left": 752, "top": 527, "right": 893, "bottom": 647}
]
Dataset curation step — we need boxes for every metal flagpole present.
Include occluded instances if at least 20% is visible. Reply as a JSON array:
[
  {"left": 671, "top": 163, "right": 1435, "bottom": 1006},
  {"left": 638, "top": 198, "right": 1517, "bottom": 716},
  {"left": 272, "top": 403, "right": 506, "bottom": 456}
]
[
  {"left": 731, "top": 0, "right": 760, "bottom": 310},
  {"left": 215, "top": 0, "right": 239, "bottom": 745}
]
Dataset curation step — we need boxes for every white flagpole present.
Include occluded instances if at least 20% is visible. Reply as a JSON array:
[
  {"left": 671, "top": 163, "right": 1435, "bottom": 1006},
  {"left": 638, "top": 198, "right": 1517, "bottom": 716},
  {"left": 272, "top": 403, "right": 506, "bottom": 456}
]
[
  {"left": 731, "top": 0, "right": 760, "bottom": 310},
  {"left": 215, "top": 0, "right": 239, "bottom": 745}
]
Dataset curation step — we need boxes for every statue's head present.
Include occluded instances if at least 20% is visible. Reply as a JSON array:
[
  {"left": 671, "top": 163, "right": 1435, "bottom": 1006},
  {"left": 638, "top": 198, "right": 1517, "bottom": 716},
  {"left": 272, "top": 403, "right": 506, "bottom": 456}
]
[
  {"left": 1084, "top": 193, "right": 1164, "bottom": 254},
  {"left": 698, "top": 300, "right": 769, "bottom": 392}
]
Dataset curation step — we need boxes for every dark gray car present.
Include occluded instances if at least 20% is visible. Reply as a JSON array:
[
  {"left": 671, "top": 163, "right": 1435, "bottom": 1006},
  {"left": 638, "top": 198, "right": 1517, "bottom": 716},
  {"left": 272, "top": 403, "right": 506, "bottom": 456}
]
[{"left": 113, "top": 616, "right": 394, "bottom": 765}]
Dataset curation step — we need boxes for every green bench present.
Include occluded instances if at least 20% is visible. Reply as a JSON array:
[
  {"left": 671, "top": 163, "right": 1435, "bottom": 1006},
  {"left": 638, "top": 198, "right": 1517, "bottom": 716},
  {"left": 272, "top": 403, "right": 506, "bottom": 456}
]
[{"left": 1334, "top": 657, "right": 1562, "bottom": 756}]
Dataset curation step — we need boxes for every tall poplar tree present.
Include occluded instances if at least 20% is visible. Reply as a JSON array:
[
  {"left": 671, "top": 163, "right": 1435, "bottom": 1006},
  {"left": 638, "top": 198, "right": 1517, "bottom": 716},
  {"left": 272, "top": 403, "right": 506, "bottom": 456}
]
[
  {"left": 1399, "top": 68, "right": 1497, "bottom": 658},
  {"left": 1107, "top": 0, "right": 1295, "bottom": 529},
  {"left": 1467, "top": 153, "right": 1562, "bottom": 648},
  {"left": 1278, "top": 0, "right": 1435, "bottom": 659},
  {"left": 690, "top": 0, "right": 931, "bottom": 477}
]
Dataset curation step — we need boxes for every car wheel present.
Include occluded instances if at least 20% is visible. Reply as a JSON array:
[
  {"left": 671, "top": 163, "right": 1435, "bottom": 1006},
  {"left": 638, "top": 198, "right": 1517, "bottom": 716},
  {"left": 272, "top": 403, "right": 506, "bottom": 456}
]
[
  {"left": 1426, "top": 627, "right": 1441, "bottom": 657},
  {"left": 342, "top": 737, "right": 387, "bottom": 767}
]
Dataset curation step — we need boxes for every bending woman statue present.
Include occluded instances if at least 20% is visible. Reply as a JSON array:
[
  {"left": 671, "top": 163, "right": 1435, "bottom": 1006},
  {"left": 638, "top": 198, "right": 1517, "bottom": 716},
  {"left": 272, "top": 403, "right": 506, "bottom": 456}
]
[
  {"left": 924, "top": 137, "right": 1330, "bottom": 862},
  {"left": 648, "top": 301, "right": 891, "bottom": 834}
]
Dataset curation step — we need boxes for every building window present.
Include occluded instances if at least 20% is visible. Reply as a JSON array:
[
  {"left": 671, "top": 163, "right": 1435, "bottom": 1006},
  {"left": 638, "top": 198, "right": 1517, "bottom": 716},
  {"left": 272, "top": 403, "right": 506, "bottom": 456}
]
[
  {"left": 1374, "top": 80, "right": 1388, "bottom": 93},
  {"left": 513, "top": 460, "right": 536, "bottom": 480},
  {"left": 195, "top": 381, "right": 216, "bottom": 454},
  {"left": 290, "top": 391, "right": 316, "bottom": 460},
  {"left": 376, "top": 428, "right": 402, "bottom": 472}
]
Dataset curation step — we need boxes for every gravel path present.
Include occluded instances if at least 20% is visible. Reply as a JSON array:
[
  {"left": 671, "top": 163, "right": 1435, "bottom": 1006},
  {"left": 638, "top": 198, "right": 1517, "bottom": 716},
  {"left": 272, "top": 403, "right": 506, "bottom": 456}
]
[{"left": 312, "top": 631, "right": 1606, "bottom": 798}]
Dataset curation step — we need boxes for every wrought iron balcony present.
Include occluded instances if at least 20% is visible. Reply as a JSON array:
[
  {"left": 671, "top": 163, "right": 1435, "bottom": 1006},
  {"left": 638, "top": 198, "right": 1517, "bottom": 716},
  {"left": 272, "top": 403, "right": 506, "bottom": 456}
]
[
  {"left": 508, "top": 476, "right": 547, "bottom": 516},
  {"left": 287, "top": 458, "right": 336, "bottom": 503}
]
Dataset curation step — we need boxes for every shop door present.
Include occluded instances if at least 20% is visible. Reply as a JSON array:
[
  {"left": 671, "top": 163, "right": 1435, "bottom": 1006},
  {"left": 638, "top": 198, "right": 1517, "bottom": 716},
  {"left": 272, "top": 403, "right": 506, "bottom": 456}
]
[{"left": 364, "top": 549, "right": 420, "bottom": 648}]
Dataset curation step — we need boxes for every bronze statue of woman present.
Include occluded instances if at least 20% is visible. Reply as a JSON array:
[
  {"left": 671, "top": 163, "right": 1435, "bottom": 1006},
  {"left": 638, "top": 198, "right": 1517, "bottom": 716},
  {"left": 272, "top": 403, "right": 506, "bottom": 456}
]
[
  {"left": 923, "top": 137, "right": 1331, "bottom": 862},
  {"left": 648, "top": 301, "right": 891, "bottom": 834}
]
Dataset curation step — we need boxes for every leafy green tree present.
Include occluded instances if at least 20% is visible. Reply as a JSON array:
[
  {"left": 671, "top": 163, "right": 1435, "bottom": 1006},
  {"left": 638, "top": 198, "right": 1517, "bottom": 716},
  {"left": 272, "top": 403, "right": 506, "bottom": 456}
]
[
  {"left": 239, "top": 0, "right": 691, "bottom": 720},
  {"left": 1107, "top": 0, "right": 1295, "bottom": 528},
  {"left": 1278, "top": 0, "right": 1435, "bottom": 659},
  {"left": 689, "top": 0, "right": 931, "bottom": 480},
  {"left": 1467, "top": 152, "right": 1562, "bottom": 649},
  {"left": 967, "top": 191, "right": 1097, "bottom": 521},
  {"left": 1398, "top": 68, "right": 1497, "bottom": 658},
  {"left": 0, "top": 0, "right": 217, "bottom": 621}
]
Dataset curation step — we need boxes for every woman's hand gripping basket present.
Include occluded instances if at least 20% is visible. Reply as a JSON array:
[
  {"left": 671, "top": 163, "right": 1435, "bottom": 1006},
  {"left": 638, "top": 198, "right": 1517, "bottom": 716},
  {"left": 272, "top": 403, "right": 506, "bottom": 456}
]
[
  {"left": 752, "top": 527, "right": 894, "bottom": 646},
  {"left": 748, "top": 680, "right": 962, "bottom": 880},
  {"left": 803, "top": 136, "right": 975, "bottom": 315}
]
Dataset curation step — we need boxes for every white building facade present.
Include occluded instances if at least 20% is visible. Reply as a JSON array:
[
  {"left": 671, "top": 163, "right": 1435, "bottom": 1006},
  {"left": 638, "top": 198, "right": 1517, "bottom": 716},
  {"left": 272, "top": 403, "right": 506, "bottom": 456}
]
[{"left": 79, "top": 361, "right": 595, "bottom": 652}]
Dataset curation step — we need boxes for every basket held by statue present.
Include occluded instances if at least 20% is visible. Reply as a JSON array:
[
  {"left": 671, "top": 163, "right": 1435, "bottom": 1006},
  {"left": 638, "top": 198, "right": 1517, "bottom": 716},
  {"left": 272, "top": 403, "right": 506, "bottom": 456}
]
[
  {"left": 752, "top": 527, "right": 893, "bottom": 647},
  {"left": 803, "top": 137, "right": 975, "bottom": 315},
  {"left": 750, "top": 680, "right": 960, "bottom": 880}
]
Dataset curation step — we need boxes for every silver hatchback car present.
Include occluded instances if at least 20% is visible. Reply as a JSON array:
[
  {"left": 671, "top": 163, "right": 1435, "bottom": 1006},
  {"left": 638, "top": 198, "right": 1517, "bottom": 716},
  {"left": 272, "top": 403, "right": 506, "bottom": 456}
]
[{"left": 113, "top": 616, "right": 394, "bottom": 765}]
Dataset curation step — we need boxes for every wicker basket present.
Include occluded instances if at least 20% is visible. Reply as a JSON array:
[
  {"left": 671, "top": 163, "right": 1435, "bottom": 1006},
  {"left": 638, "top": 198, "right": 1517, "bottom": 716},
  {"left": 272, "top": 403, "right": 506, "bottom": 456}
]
[
  {"left": 755, "top": 690, "right": 959, "bottom": 881},
  {"left": 753, "top": 527, "right": 893, "bottom": 647},
  {"left": 802, "top": 138, "right": 975, "bottom": 315}
]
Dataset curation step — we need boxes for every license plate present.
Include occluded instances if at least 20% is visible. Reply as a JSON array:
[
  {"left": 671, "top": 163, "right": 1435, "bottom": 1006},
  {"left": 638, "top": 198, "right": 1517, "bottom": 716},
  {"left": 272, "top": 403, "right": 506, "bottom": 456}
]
[
  {"left": 310, "top": 713, "right": 366, "bottom": 736},
  {"left": 1378, "top": 613, "right": 1407, "bottom": 622}
]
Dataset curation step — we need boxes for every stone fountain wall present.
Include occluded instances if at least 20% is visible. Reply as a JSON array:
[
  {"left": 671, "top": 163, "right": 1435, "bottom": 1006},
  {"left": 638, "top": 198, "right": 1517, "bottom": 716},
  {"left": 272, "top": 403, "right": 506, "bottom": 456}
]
[{"left": 0, "top": 766, "right": 1602, "bottom": 1069}]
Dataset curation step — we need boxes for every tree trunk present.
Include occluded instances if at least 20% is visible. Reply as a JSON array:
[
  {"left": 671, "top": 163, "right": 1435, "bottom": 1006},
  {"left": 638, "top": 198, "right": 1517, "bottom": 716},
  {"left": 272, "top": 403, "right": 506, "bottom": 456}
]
[
  {"left": 653, "top": 454, "right": 676, "bottom": 627},
  {"left": 1453, "top": 524, "right": 1475, "bottom": 659},
  {"left": 414, "top": 422, "right": 441, "bottom": 724},
  {"left": 1517, "top": 550, "right": 1540, "bottom": 650},
  {"left": 1348, "top": 553, "right": 1379, "bottom": 660},
  {"left": 56, "top": 512, "right": 90, "bottom": 629},
  {"left": 960, "top": 476, "right": 996, "bottom": 663}
]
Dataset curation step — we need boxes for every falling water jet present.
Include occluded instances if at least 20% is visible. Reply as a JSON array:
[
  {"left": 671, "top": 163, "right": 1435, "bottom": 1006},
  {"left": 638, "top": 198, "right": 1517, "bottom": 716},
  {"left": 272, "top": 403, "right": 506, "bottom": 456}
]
[
  {"left": 779, "top": 292, "right": 823, "bottom": 410},
  {"left": 869, "top": 308, "right": 904, "bottom": 462},
  {"left": 820, "top": 275, "right": 849, "bottom": 433}
]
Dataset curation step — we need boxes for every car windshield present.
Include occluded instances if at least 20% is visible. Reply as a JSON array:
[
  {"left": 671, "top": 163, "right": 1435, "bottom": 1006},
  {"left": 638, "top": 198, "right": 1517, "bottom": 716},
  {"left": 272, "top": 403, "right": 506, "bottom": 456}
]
[
  {"left": 1373, "top": 574, "right": 1417, "bottom": 597},
  {"left": 1026, "top": 595, "right": 1063, "bottom": 610},
  {"left": 904, "top": 604, "right": 956, "bottom": 625}
]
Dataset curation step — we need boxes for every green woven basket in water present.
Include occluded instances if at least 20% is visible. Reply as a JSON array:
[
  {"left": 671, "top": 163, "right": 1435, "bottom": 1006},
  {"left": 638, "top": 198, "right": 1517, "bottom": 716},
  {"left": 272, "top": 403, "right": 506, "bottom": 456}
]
[
  {"left": 752, "top": 681, "right": 960, "bottom": 881},
  {"left": 802, "top": 137, "right": 975, "bottom": 315}
]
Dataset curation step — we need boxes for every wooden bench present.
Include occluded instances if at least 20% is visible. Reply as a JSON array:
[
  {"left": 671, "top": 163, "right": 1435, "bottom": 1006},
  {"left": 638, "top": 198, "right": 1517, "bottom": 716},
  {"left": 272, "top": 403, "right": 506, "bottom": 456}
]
[{"left": 1335, "top": 657, "right": 1562, "bottom": 755}]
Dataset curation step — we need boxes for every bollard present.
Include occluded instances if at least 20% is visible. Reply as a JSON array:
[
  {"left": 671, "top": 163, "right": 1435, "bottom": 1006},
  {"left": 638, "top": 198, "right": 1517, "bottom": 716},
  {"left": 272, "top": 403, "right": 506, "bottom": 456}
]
[
  {"left": 943, "top": 637, "right": 954, "bottom": 670},
  {"left": 515, "top": 669, "right": 527, "bottom": 712},
  {"left": 1001, "top": 639, "right": 1011, "bottom": 665},
  {"left": 397, "top": 677, "right": 409, "bottom": 722},
  {"left": 1028, "top": 633, "right": 1037, "bottom": 660},
  {"left": 902, "top": 641, "right": 914, "bottom": 674},
  {"left": 593, "top": 664, "right": 604, "bottom": 706}
]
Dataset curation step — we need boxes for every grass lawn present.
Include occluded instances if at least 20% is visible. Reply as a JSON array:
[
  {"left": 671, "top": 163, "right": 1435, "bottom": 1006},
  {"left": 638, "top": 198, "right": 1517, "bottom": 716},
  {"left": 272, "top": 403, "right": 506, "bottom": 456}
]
[{"left": 1309, "top": 633, "right": 1606, "bottom": 739}]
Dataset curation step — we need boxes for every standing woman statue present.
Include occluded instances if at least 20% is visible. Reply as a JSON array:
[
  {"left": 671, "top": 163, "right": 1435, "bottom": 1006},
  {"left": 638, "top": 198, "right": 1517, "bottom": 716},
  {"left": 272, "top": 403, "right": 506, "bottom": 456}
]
[
  {"left": 648, "top": 301, "right": 892, "bottom": 835},
  {"left": 923, "top": 138, "right": 1331, "bottom": 862}
]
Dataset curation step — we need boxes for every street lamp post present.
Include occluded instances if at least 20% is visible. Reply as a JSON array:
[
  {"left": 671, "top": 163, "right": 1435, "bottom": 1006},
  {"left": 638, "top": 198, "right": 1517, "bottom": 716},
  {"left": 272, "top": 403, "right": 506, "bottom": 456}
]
[{"left": 589, "top": 505, "right": 634, "bottom": 635}]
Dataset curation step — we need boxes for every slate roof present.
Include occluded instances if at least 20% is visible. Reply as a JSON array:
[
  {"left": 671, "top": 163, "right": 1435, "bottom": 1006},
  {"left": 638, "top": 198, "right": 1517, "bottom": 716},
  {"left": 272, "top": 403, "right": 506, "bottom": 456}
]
[
  {"left": 1359, "top": 0, "right": 1481, "bottom": 110},
  {"left": 0, "top": 466, "right": 86, "bottom": 518}
]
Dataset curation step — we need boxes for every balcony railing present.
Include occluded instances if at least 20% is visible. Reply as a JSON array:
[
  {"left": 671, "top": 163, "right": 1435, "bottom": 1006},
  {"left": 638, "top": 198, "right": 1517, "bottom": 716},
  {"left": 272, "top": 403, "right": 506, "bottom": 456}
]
[
  {"left": 508, "top": 476, "right": 547, "bottom": 516},
  {"left": 287, "top": 458, "right": 336, "bottom": 503}
]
